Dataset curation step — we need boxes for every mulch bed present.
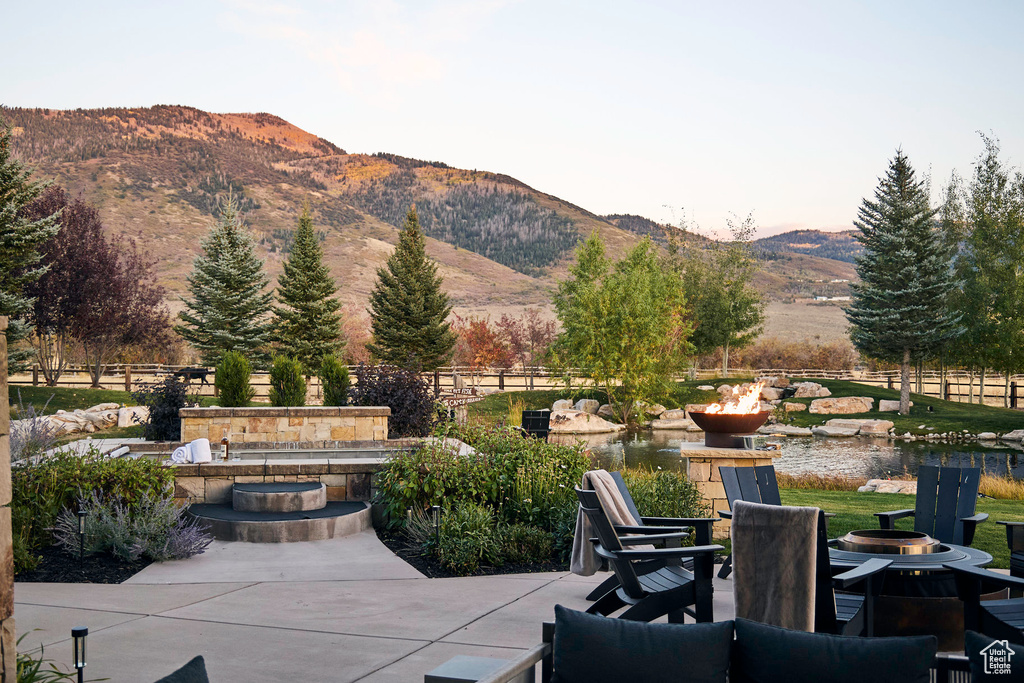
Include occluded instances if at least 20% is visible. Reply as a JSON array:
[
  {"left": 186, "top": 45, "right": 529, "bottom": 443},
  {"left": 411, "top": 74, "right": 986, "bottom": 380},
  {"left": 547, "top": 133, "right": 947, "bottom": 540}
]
[
  {"left": 15, "top": 545, "right": 152, "bottom": 584},
  {"left": 377, "top": 529, "right": 569, "bottom": 578}
]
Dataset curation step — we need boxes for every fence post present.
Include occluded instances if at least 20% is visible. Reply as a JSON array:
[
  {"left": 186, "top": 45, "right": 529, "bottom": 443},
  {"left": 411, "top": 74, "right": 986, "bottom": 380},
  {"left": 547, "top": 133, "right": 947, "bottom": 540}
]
[
  {"left": 498, "top": 370, "right": 504, "bottom": 391},
  {"left": 124, "top": 365, "right": 132, "bottom": 392},
  {"left": 32, "top": 366, "right": 38, "bottom": 387},
  {"left": 887, "top": 376, "right": 893, "bottom": 390},
  {"left": 943, "top": 381, "right": 950, "bottom": 402},
  {"left": 434, "top": 369, "right": 440, "bottom": 397},
  {"left": 1012, "top": 382, "right": 1018, "bottom": 409}
]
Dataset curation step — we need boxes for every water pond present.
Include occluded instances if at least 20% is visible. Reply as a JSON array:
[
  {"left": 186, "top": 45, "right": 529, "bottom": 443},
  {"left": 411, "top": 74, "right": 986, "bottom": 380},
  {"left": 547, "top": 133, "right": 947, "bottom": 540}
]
[{"left": 550, "top": 430, "right": 1024, "bottom": 481}]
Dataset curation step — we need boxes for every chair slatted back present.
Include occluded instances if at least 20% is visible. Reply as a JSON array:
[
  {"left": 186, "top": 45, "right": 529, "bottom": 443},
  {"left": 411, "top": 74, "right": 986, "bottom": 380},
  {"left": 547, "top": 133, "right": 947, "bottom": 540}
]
[
  {"left": 812, "top": 509, "right": 839, "bottom": 634},
  {"left": 608, "top": 471, "right": 643, "bottom": 525},
  {"left": 720, "top": 465, "right": 782, "bottom": 510},
  {"left": 521, "top": 410, "right": 551, "bottom": 439},
  {"left": 575, "top": 487, "right": 645, "bottom": 599},
  {"left": 914, "top": 466, "right": 981, "bottom": 545}
]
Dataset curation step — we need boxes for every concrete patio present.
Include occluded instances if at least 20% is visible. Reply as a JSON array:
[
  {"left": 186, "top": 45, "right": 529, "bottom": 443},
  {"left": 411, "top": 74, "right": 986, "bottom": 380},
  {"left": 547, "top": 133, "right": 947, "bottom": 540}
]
[{"left": 15, "top": 530, "right": 735, "bottom": 682}]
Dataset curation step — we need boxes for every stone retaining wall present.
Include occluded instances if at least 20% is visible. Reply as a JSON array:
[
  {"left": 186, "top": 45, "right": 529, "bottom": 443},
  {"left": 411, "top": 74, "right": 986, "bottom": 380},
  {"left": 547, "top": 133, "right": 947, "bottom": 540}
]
[
  {"left": 179, "top": 406, "right": 390, "bottom": 444},
  {"left": 170, "top": 458, "right": 384, "bottom": 504}
]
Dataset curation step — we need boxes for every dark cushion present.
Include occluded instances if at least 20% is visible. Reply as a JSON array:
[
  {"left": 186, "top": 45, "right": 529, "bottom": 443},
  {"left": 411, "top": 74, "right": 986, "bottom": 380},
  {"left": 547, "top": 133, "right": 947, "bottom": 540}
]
[
  {"left": 731, "top": 618, "right": 936, "bottom": 683},
  {"left": 965, "top": 630, "right": 1024, "bottom": 681},
  {"left": 153, "top": 655, "right": 209, "bottom": 683},
  {"left": 550, "top": 605, "right": 733, "bottom": 683}
]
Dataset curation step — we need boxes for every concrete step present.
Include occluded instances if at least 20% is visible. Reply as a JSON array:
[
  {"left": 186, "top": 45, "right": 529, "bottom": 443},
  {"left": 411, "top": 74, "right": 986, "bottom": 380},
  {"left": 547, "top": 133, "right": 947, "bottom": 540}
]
[
  {"left": 232, "top": 482, "right": 326, "bottom": 513},
  {"left": 188, "top": 501, "right": 370, "bottom": 543}
]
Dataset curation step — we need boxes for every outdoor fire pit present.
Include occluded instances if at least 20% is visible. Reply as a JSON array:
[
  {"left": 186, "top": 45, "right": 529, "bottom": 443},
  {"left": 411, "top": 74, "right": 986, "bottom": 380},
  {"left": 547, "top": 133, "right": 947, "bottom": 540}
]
[
  {"left": 688, "top": 411, "right": 771, "bottom": 449},
  {"left": 836, "top": 529, "right": 940, "bottom": 555}
]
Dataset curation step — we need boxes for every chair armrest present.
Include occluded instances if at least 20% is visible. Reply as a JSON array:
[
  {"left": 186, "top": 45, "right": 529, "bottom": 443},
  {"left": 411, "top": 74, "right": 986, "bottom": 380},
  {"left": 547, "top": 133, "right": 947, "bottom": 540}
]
[
  {"left": 639, "top": 517, "right": 719, "bottom": 546},
  {"left": 960, "top": 512, "right": 989, "bottom": 546},
  {"left": 717, "top": 510, "right": 733, "bottom": 520},
  {"left": 475, "top": 642, "right": 552, "bottom": 683},
  {"left": 875, "top": 509, "right": 915, "bottom": 529},
  {"left": 613, "top": 524, "right": 688, "bottom": 535},
  {"left": 824, "top": 512, "right": 836, "bottom": 518},
  {"left": 999, "top": 520, "right": 1024, "bottom": 552},
  {"left": 943, "top": 561, "right": 1024, "bottom": 593},
  {"left": 601, "top": 543, "right": 724, "bottom": 562},
  {"left": 832, "top": 558, "right": 892, "bottom": 589},
  {"left": 998, "top": 521, "right": 1024, "bottom": 527},
  {"left": 618, "top": 531, "right": 691, "bottom": 545}
]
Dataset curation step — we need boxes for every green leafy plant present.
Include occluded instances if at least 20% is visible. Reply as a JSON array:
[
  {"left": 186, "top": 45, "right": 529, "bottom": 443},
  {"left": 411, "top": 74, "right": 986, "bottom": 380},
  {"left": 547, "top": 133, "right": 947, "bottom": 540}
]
[
  {"left": 437, "top": 502, "right": 501, "bottom": 574},
  {"left": 319, "top": 355, "right": 350, "bottom": 406},
  {"left": 498, "top": 523, "right": 553, "bottom": 564},
  {"left": 132, "top": 376, "right": 195, "bottom": 441},
  {"left": 619, "top": 466, "right": 708, "bottom": 519},
  {"left": 267, "top": 355, "right": 306, "bottom": 406},
  {"left": 17, "top": 632, "right": 109, "bottom": 682},
  {"left": 215, "top": 350, "right": 255, "bottom": 407},
  {"left": 11, "top": 449, "right": 173, "bottom": 573}
]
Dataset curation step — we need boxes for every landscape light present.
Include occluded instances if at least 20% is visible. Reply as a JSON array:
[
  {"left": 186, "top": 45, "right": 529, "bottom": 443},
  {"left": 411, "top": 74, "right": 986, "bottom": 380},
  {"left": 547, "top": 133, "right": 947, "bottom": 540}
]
[
  {"left": 431, "top": 505, "right": 441, "bottom": 543},
  {"left": 72, "top": 626, "right": 88, "bottom": 682},
  {"left": 77, "top": 509, "right": 87, "bottom": 563}
]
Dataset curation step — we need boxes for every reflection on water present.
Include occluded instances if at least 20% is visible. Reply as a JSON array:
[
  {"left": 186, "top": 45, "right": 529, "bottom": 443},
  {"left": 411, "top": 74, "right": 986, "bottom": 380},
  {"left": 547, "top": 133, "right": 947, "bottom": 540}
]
[{"left": 548, "top": 431, "right": 1024, "bottom": 480}]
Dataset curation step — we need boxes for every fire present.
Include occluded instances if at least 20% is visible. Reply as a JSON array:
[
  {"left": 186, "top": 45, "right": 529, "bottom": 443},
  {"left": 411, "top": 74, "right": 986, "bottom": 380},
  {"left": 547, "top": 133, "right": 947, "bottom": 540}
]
[{"left": 703, "top": 382, "right": 766, "bottom": 415}]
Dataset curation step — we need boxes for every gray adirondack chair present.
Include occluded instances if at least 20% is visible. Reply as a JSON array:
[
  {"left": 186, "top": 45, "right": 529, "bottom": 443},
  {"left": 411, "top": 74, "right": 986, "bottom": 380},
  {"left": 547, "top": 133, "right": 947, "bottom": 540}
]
[{"left": 875, "top": 465, "right": 988, "bottom": 546}]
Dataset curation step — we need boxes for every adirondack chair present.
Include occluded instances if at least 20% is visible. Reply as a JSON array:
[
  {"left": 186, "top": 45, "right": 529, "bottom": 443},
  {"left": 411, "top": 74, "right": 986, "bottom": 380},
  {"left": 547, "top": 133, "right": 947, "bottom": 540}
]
[
  {"left": 999, "top": 521, "right": 1024, "bottom": 578},
  {"left": 575, "top": 487, "right": 723, "bottom": 623},
  {"left": 716, "top": 465, "right": 833, "bottom": 579},
  {"left": 945, "top": 562, "right": 1024, "bottom": 645},
  {"left": 733, "top": 507, "right": 891, "bottom": 636},
  {"left": 583, "top": 471, "right": 719, "bottom": 601},
  {"left": 875, "top": 465, "right": 988, "bottom": 546}
]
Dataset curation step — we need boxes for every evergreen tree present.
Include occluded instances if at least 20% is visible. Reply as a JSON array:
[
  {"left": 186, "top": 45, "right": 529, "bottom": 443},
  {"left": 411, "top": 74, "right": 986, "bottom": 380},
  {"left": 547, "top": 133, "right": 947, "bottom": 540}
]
[
  {"left": 367, "top": 207, "right": 456, "bottom": 370},
  {"left": 176, "top": 195, "right": 273, "bottom": 366},
  {"left": 273, "top": 204, "right": 343, "bottom": 368},
  {"left": 0, "top": 120, "right": 60, "bottom": 371},
  {"left": 846, "top": 150, "right": 963, "bottom": 414}
]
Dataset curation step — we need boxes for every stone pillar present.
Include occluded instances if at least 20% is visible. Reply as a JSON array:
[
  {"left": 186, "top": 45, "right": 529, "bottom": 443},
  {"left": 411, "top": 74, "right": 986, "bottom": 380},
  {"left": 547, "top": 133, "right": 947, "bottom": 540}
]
[
  {"left": 0, "top": 318, "right": 15, "bottom": 682},
  {"left": 683, "top": 443, "right": 781, "bottom": 540}
]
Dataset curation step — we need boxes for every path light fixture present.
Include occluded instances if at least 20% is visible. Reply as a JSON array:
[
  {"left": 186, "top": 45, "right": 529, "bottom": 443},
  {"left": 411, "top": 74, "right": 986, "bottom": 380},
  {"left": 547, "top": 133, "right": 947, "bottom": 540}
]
[
  {"left": 77, "top": 509, "right": 87, "bottom": 563},
  {"left": 72, "top": 626, "right": 87, "bottom": 683},
  {"left": 431, "top": 505, "right": 441, "bottom": 545}
]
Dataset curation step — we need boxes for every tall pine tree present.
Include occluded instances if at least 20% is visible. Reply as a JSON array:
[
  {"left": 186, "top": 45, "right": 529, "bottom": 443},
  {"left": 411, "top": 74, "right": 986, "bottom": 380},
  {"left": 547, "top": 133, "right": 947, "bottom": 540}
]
[
  {"left": 273, "top": 204, "right": 343, "bottom": 369},
  {"left": 846, "top": 150, "right": 962, "bottom": 414},
  {"left": 368, "top": 207, "right": 456, "bottom": 370},
  {"left": 176, "top": 195, "right": 273, "bottom": 366},
  {"left": 0, "top": 120, "right": 60, "bottom": 371}
]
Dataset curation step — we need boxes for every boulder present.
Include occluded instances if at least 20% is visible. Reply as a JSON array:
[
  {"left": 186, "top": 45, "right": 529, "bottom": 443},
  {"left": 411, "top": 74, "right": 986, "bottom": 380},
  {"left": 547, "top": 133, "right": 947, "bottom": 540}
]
[
  {"left": 685, "top": 404, "right": 709, "bottom": 415},
  {"left": 759, "top": 376, "right": 790, "bottom": 388},
  {"left": 574, "top": 399, "right": 600, "bottom": 414},
  {"left": 597, "top": 404, "right": 616, "bottom": 419},
  {"left": 645, "top": 403, "right": 666, "bottom": 417},
  {"left": 812, "top": 425, "right": 860, "bottom": 437},
  {"left": 860, "top": 479, "right": 918, "bottom": 494},
  {"left": 760, "top": 387, "right": 783, "bottom": 401},
  {"left": 1001, "top": 430, "right": 1024, "bottom": 442},
  {"left": 808, "top": 397, "right": 874, "bottom": 414},
  {"left": 660, "top": 409, "right": 688, "bottom": 420},
  {"left": 548, "top": 409, "right": 626, "bottom": 434},
  {"left": 878, "top": 400, "right": 912, "bottom": 412},
  {"left": 783, "top": 402, "right": 807, "bottom": 412},
  {"left": 757, "top": 424, "right": 813, "bottom": 436},
  {"left": 86, "top": 402, "right": 121, "bottom": 412},
  {"left": 652, "top": 418, "right": 698, "bottom": 431},
  {"left": 977, "top": 432, "right": 998, "bottom": 441},
  {"left": 793, "top": 382, "right": 831, "bottom": 398},
  {"left": 696, "top": 385, "right": 715, "bottom": 391},
  {"left": 717, "top": 384, "right": 734, "bottom": 398},
  {"left": 823, "top": 418, "right": 893, "bottom": 435},
  {"left": 118, "top": 405, "right": 150, "bottom": 428},
  {"left": 552, "top": 399, "right": 573, "bottom": 411}
]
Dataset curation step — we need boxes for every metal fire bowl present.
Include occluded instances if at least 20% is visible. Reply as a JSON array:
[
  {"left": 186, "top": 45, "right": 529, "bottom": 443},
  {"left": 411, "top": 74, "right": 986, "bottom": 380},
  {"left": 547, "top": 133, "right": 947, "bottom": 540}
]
[
  {"left": 688, "top": 411, "right": 771, "bottom": 436},
  {"left": 837, "top": 529, "right": 940, "bottom": 555}
]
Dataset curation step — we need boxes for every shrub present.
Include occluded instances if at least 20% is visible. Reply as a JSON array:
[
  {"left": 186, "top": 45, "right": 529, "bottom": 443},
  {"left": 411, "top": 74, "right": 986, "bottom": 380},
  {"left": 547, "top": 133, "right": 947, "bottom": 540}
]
[
  {"left": 319, "top": 355, "right": 350, "bottom": 406},
  {"left": 618, "top": 467, "right": 709, "bottom": 519},
  {"left": 9, "top": 390, "right": 60, "bottom": 463},
  {"left": 437, "top": 502, "right": 500, "bottom": 575},
  {"left": 498, "top": 523, "right": 553, "bottom": 564},
  {"left": 132, "top": 376, "right": 194, "bottom": 441},
  {"left": 54, "top": 491, "right": 212, "bottom": 562},
  {"left": 350, "top": 364, "right": 434, "bottom": 438},
  {"left": 268, "top": 356, "right": 306, "bottom": 407},
  {"left": 216, "top": 351, "right": 255, "bottom": 407},
  {"left": 12, "top": 448, "right": 174, "bottom": 572}
]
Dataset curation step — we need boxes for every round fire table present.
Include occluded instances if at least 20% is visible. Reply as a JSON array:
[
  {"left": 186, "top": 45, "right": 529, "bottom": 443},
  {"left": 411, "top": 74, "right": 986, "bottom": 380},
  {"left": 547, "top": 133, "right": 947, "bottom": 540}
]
[{"left": 829, "top": 531, "right": 992, "bottom": 650}]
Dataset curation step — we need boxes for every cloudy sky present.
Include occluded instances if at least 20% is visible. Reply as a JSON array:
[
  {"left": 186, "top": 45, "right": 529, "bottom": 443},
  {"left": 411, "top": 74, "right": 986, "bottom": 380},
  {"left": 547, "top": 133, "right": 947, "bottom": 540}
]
[{"left": 5, "top": 0, "right": 1022, "bottom": 237}]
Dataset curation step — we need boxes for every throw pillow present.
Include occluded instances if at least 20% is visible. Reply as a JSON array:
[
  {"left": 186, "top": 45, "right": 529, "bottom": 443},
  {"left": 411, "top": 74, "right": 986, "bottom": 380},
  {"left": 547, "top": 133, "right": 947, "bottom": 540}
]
[
  {"left": 965, "top": 630, "right": 1024, "bottom": 682},
  {"left": 153, "top": 655, "right": 209, "bottom": 683},
  {"left": 550, "top": 605, "right": 733, "bottom": 683}
]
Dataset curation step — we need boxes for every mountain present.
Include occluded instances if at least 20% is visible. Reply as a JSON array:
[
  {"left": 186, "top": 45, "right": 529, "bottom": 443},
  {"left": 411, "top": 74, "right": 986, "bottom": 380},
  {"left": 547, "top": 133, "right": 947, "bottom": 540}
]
[
  {"left": 3, "top": 104, "right": 859, "bottom": 322},
  {"left": 752, "top": 229, "right": 863, "bottom": 263}
]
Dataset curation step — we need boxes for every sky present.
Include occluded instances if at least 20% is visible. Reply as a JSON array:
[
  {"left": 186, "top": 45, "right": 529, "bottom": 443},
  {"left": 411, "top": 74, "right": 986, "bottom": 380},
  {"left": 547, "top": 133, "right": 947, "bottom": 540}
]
[{"left": 4, "top": 0, "right": 1022, "bottom": 238}]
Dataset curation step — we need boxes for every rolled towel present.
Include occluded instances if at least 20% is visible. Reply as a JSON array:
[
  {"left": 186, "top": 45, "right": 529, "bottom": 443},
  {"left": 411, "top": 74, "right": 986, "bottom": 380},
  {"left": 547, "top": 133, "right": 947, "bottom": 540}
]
[
  {"left": 190, "top": 438, "right": 212, "bottom": 463},
  {"left": 108, "top": 446, "right": 131, "bottom": 459},
  {"left": 171, "top": 446, "right": 190, "bottom": 464}
]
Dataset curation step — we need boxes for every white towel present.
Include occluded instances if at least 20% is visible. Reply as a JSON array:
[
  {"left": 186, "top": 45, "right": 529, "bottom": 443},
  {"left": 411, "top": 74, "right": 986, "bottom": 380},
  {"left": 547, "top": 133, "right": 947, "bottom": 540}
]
[
  {"left": 190, "top": 438, "right": 212, "bottom": 463},
  {"left": 171, "top": 446, "right": 190, "bottom": 464}
]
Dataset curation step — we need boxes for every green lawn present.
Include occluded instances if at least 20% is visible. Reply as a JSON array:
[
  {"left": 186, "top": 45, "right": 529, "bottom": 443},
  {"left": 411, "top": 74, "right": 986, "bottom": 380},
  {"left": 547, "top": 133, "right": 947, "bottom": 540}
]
[
  {"left": 781, "top": 488, "right": 1024, "bottom": 569},
  {"left": 9, "top": 385, "right": 134, "bottom": 415},
  {"left": 779, "top": 378, "right": 1024, "bottom": 435}
]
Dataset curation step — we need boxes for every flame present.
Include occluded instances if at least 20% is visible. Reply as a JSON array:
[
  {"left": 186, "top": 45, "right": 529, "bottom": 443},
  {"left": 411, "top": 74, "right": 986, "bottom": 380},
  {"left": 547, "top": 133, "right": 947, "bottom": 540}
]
[{"left": 703, "top": 382, "right": 766, "bottom": 415}]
